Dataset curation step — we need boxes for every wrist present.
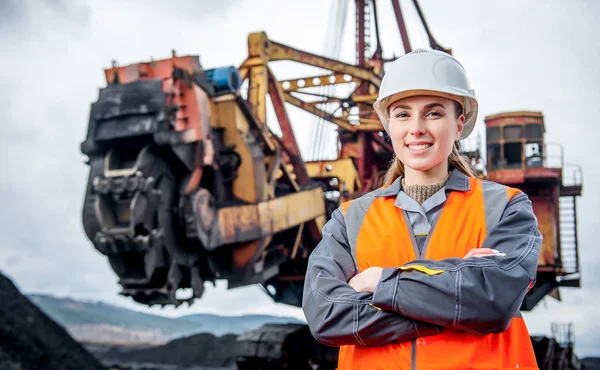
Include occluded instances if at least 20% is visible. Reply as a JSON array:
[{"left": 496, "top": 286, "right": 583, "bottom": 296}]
[{"left": 372, "top": 267, "right": 399, "bottom": 311}]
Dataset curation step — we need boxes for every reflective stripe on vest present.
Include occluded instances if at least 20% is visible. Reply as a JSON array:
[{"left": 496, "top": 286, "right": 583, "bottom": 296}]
[{"left": 338, "top": 176, "right": 537, "bottom": 370}]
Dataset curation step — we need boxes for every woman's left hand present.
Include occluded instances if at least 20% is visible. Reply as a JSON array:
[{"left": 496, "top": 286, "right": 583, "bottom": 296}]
[{"left": 348, "top": 267, "right": 383, "bottom": 293}]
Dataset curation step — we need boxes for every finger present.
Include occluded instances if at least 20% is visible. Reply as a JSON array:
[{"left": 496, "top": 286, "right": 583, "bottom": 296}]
[
  {"left": 348, "top": 275, "right": 362, "bottom": 291},
  {"left": 472, "top": 250, "right": 502, "bottom": 258},
  {"left": 464, "top": 248, "right": 494, "bottom": 258},
  {"left": 475, "top": 248, "right": 505, "bottom": 256},
  {"left": 464, "top": 249, "right": 479, "bottom": 258}
]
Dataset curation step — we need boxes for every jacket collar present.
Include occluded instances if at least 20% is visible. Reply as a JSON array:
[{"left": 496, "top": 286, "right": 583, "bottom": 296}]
[
  {"left": 375, "top": 168, "right": 471, "bottom": 198},
  {"left": 445, "top": 168, "right": 471, "bottom": 192}
]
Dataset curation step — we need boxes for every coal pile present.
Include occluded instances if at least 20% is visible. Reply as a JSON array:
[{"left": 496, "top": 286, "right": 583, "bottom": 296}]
[
  {"left": 0, "top": 271, "right": 106, "bottom": 370},
  {"left": 98, "top": 333, "right": 238, "bottom": 369},
  {"left": 582, "top": 357, "right": 600, "bottom": 370}
]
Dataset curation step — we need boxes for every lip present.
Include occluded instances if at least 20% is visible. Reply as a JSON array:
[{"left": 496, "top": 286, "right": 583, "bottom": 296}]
[
  {"left": 406, "top": 142, "right": 433, "bottom": 154},
  {"left": 406, "top": 141, "right": 433, "bottom": 146}
]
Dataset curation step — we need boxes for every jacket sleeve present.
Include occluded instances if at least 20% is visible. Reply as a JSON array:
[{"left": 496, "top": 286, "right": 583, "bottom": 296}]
[
  {"left": 302, "top": 206, "right": 441, "bottom": 347},
  {"left": 372, "top": 191, "right": 542, "bottom": 335}
]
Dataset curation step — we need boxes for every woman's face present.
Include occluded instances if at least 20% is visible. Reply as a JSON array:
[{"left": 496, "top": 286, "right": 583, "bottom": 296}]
[{"left": 387, "top": 95, "right": 464, "bottom": 174}]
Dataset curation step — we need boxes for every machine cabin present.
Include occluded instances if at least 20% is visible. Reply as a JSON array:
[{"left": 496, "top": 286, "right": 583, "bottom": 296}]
[{"left": 484, "top": 111, "right": 582, "bottom": 310}]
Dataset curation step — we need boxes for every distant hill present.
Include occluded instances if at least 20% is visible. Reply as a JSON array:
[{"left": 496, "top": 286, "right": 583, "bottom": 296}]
[
  {"left": 180, "top": 313, "right": 305, "bottom": 336},
  {"left": 28, "top": 294, "right": 303, "bottom": 345}
]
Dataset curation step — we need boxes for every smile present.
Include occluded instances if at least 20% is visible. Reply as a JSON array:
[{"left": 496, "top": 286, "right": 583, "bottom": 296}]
[{"left": 407, "top": 144, "right": 432, "bottom": 151}]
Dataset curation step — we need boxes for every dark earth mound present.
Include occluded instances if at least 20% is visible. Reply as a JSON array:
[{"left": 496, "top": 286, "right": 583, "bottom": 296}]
[
  {"left": 99, "top": 333, "right": 238, "bottom": 369},
  {"left": 0, "top": 270, "right": 106, "bottom": 370},
  {"left": 582, "top": 357, "right": 600, "bottom": 370}
]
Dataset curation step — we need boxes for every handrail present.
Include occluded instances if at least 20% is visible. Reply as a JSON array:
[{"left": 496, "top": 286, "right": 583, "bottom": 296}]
[
  {"left": 543, "top": 142, "right": 564, "bottom": 169},
  {"left": 562, "top": 163, "right": 583, "bottom": 187}
]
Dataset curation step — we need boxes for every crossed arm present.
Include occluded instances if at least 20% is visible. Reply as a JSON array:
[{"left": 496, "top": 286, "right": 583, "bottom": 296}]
[
  {"left": 301, "top": 207, "right": 440, "bottom": 347},
  {"left": 302, "top": 192, "right": 542, "bottom": 346}
]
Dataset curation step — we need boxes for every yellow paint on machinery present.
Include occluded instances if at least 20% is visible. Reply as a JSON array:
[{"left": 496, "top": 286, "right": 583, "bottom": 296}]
[
  {"left": 217, "top": 187, "right": 325, "bottom": 245},
  {"left": 212, "top": 94, "right": 264, "bottom": 203},
  {"left": 306, "top": 159, "right": 361, "bottom": 197}
]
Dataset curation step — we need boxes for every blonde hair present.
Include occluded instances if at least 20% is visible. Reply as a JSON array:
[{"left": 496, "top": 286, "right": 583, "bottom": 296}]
[{"left": 382, "top": 100, "right": 476, "bottom": 186}]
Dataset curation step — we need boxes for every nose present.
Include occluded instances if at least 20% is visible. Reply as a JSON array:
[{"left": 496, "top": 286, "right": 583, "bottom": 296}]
[{"left": 409, "top": 119, "right": 426, "bottom": 137}]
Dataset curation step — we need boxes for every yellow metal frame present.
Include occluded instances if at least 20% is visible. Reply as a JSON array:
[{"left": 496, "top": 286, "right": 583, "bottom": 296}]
[
  {"left": 239, "top": 32, "right": 383, "bottom": 133},
  {"left": 305, "top": 158, "right": 361, "bottom": 196}
]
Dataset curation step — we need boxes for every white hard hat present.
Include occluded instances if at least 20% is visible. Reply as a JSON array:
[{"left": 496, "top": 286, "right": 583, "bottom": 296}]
[{"left": 373, "top": 48, "right": 478, "bottom": 140}]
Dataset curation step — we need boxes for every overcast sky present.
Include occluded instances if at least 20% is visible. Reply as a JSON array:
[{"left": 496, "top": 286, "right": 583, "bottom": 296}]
[{"left": 1, "top": 0, "right": 599, "bottom": 358}]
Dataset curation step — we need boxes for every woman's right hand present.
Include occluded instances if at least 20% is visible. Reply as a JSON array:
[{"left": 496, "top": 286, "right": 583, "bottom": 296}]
[
  {"left": 463, "top": 248, "right": 504, "bottom": 259},
  {"left": 348, "top": 267, "right": 383, "bottom": 293}
]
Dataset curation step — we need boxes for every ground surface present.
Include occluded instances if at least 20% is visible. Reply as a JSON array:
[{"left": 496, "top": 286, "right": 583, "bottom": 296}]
[
  {"left": 0, "top": 271, "right": 106, "bottom": 370},
  {"left": 89, "top": 334, "right": 238, "bottom": 370}
]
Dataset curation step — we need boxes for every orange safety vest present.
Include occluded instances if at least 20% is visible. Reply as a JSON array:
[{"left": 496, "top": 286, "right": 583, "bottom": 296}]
[{"left": 337, "top": 176, "right": 538, "bottom": 370}]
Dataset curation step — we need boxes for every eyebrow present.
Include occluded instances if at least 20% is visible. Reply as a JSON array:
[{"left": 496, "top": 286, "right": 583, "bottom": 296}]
[
  {"left": 392, "top": 102, "right": 446, "bottom": 111},
  {"left": 424, "top": 103, "right": 446, "bottom": 109}
]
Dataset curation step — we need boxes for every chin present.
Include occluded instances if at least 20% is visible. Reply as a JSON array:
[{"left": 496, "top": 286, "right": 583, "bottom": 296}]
[
  {"left": 402, "top": 157, "right": 444, "bottom": 173},
  {"left": 404, "top": 162, "right": 436, "bottom": 172}
]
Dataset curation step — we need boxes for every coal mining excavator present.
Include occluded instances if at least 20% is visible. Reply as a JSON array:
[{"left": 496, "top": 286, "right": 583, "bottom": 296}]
[{"left": 80, "top": 1, "right": 584, "bottom": 369}]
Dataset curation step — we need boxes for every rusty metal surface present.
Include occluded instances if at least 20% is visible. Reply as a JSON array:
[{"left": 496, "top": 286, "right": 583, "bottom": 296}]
[
  {"left": 212, "top": 188, "right": 325, "bottom": 248},
  {"left": 485, "top": 111, "right": 544, "bottom": 121},
  {"left": 356, "top": 0, "right": 366, "bottom": 66},
  {"left": 217, "top": 204, "right": 262, "bottom": 246},
  {"left": 248, "top": 65, "right": 268, "bottom": 125},
  {"left": 233, "top": 95, "right": 277, "bottom": 152},
  {"left": 391, "top": 0, "right": 412, "bottom": 53},
  {"left": 484, "top": 111, "right": 545, "bottom": 133},
  {"left": 213, "top": 98, "right": 260, "bottom": 203},
  {"left": 305, "top": 158, "right": 361, "bottom": 194},
  {"left": 487, "top": 169, "right": 526, "bottom": 184},
  {"left": 410, "top": 0, "right": 450, "bottom": 53},
  {"left": 525, "top": 167, "right": 562, "bottom": 180},
  {"left": 531, "top": 198, "right": 557, "bottom": 267},
  {"left": 278, "top": 73, "right": 360, "bottom": 91},
  {"left": 267, "top": 68, "right": 310, "bottom": 186},
  {"left": 240, "top": 31, "right": 381, "bottom": 86},
  {"left": 370, "top": 131, "right": 394, "bottom": 153},
  {"left": 269, "top": 43, "right": 381, "bottom": 87},
  {"left": 283, "top": 92, "right": 381, "bottom": 132},
  {"left": 104, "top": 55, "right": 202, "bottom": 84},
  {"left": 483, "top": 109, "right": 583, "bottom": 307}
]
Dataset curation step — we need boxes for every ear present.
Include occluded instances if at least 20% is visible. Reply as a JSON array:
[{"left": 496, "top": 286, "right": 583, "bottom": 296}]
[{"left": 455, "top": 115, "right": 465, "bottom": 141}]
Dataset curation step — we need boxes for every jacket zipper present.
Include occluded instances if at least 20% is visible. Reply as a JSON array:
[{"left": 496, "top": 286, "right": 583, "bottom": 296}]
[
  {"left": 402, "top": 202, "right": 447, "bottom": 370},
  {"left": 402, "top": 211, "right": 422, "bottom": 259},
  {"left": 420, "top": 215, "right": 439, "bottom": 259},
  {"left": 403, "top": 211, "right": 420, "bottom": 370},
  {"left": 411, "top": 338, "right": 417, "bottom": 370}
]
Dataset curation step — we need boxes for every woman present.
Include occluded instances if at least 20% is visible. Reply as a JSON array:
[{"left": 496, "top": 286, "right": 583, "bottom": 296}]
[{"left": 302, "top": 49, "right": 542, "bottom": 369}]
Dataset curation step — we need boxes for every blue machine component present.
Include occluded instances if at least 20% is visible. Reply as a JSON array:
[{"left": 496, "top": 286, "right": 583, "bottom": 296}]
[{"left": 205, "top": 66, "right": 241, "bottom": 94}]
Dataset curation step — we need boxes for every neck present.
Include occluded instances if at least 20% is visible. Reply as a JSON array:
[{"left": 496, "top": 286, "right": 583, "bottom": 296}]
[{"left": 403, "top": 160, "right": 450, "bottom": 186}]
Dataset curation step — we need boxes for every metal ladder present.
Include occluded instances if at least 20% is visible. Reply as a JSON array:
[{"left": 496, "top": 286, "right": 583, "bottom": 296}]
[{"left": 558, "top": 196, "right": 580, "bottom": 286}]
